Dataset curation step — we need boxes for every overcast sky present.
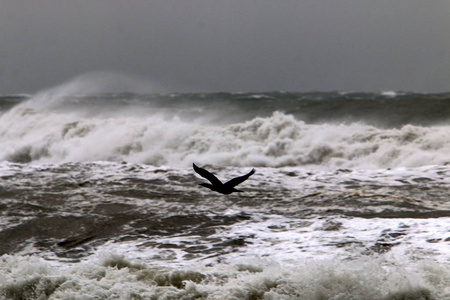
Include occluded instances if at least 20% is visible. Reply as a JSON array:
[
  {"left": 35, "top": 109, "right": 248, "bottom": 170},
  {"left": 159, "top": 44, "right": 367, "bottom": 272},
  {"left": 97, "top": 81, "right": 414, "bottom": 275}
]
[{"left": 1, "top": 0, "right": 449, "bottom": 94}]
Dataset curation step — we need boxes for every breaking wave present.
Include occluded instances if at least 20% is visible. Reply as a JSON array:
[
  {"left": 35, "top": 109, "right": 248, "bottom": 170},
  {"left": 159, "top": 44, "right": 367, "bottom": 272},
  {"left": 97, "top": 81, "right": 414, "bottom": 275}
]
[
  {"left": 0, "top": 254, "right": 448, "bottom": 299},
  {"left": 1, "top": 105, "right": 449, "bottom": 168},
  {"left": 1, "top": 74, "right": 450, "bottom": 169}
]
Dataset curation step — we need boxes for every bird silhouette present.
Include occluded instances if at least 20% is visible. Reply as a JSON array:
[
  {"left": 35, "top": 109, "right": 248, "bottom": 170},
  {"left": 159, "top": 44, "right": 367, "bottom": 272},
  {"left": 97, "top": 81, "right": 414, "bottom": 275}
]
[{"left": 193, "top": 163, "right": 255, "bottom": 194}]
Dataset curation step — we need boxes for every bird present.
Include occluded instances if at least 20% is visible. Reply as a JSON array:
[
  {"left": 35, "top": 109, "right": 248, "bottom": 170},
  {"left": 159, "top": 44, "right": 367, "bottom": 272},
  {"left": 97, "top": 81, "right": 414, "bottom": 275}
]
[{"left": 193, "top": 163, "right": 255, "bottom": 194}]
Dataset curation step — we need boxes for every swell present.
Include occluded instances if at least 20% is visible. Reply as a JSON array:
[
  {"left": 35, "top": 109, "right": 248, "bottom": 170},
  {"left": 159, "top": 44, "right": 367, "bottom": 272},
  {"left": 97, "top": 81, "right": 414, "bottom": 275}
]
[{"left": 4, "top": 91, "right": 450, "bottom": 126}]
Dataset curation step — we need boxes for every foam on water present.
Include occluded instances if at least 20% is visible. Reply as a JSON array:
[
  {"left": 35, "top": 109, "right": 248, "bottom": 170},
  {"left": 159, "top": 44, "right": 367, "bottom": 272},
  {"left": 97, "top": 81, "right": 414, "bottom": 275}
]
[
  {"left": 1, "top": 105, "right": 450, "bottom": 169},
  {"left": 88, "top": 214, "right": 450, "bottom": 268},
  {"left": 1, "top": 253, "right": 449, "bottom": 299}
]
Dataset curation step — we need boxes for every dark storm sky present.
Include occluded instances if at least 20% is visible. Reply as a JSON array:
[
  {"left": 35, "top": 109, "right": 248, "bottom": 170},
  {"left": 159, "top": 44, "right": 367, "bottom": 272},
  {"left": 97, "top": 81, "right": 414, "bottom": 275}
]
[{"left": 1, "top": 0, "right": 449, "bottom": 94}]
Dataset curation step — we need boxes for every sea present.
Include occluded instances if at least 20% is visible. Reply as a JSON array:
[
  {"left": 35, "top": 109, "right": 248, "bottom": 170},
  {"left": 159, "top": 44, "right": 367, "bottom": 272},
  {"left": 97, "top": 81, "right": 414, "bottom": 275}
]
[{"left": 0, "top": 79, "right": 450, "bottom": 299}]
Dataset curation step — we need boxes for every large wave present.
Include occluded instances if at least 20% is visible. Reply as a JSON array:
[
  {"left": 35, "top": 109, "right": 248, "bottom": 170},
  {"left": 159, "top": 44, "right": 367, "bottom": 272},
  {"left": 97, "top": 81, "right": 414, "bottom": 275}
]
[
  {"left": 2, "top": 74, "right": 449, "bottom": 168},
  {"left": 1, "top": 103, "right": 449, "bottom": 168}
]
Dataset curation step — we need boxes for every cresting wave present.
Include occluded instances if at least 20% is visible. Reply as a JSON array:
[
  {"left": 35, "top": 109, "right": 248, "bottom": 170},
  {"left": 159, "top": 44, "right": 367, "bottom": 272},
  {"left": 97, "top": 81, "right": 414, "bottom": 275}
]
[
  {"left": 1, "top": 74, "right": 450, "bottom": 169},
  {"left": 1, "top": 105, "right": 449, "bottom": 168}
]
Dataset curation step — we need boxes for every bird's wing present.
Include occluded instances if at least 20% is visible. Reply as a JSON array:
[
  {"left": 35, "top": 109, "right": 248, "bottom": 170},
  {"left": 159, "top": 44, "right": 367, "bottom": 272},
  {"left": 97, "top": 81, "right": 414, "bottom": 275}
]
[
  {"left": 193, "top": 163, "right": 223, "bottom": 186},
  {"left": 223, "top": 168, "right": 255, "bottom": 188}
]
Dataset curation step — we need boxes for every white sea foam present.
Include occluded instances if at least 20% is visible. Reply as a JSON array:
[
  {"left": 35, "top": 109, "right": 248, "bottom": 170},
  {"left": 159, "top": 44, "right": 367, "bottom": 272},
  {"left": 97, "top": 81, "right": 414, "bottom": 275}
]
[
  {"left": 1, "top": 102, "right": 450, "bottom": 169},
  {"left": 381, "top": 91, "right": 398, "bottom": 97},
  {"left": 85, "top": 214, "right": 450, "bottom": 268},
  {"left": 20, "top": 212, "right": 446, "bottom": 298},
  {"left": 1, "top": 245, "right": 449, "bottom": 299}
]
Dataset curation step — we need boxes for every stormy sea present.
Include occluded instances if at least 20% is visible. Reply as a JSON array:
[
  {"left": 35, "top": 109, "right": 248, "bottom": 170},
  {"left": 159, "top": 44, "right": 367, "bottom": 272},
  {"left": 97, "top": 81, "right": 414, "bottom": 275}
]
[{"left": 1, "top": 79, "right": 450, "bottom": 299}]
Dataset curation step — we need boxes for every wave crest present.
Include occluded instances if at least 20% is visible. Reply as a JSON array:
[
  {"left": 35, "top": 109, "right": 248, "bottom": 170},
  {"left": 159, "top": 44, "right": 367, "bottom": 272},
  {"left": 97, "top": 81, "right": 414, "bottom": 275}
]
[{"left": 1, "top": 106, "right": 449, "bottom": 169}]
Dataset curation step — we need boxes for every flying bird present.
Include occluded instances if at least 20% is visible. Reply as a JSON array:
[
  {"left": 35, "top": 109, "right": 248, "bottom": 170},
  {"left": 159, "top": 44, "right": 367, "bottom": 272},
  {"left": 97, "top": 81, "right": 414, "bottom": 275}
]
[{"left": 193, "top": 163, "right": 255, "bottom": 194}]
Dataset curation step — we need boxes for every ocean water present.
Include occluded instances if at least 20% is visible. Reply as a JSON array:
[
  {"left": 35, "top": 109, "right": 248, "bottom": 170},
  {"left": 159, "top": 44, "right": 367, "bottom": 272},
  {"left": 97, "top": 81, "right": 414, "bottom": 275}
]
[{"left": 1, "top": 79, "right": 450, "bottom": 299}]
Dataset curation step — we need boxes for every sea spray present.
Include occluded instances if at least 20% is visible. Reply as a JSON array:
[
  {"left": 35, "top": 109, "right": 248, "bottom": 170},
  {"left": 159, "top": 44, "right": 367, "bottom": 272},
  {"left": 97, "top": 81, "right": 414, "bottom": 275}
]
[{"left": 19, "top": 71, "right": 165, "bottom": 111}]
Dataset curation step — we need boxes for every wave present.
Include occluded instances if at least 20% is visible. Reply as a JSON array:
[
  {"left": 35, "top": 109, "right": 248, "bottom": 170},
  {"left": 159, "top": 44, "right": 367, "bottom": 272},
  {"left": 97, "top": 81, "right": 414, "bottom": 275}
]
[
  {"left": 6, "top": 74, "right": 450, "bottom": 128},
  {"left": 0, "top": 254, "right": 447, "bottom": 299},
  {"left": 1, "top": 103, "right": 449, "bottom": 168},
  {"left": 2, "top": 74, "right": 449, "bottom": 168}
]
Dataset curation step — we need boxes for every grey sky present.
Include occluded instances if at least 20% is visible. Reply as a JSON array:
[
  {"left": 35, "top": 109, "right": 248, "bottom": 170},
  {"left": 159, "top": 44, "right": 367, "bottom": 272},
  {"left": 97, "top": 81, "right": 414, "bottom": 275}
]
[{"left": 1, "top": 0, "right": 449, "bottom": 94}]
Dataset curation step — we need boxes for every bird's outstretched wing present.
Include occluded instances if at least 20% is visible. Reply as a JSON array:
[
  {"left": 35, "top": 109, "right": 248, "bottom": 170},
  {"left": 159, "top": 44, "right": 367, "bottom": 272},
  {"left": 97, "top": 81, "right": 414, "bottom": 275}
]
[
  {"left": 193, "top": 163, "right": 223, "bottom": 186},
  {"left": 224, "top": 168, "right": 255, "bottom": 188}
]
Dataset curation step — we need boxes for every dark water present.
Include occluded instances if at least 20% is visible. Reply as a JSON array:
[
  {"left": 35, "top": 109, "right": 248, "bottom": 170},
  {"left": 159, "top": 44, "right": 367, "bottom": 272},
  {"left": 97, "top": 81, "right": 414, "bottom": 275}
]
[
  {"left": 4, "top": 91, "right": 450, "bottom": 126},
  {"left": 1, "top": 161, "right": 450, "bottom": 259}
]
